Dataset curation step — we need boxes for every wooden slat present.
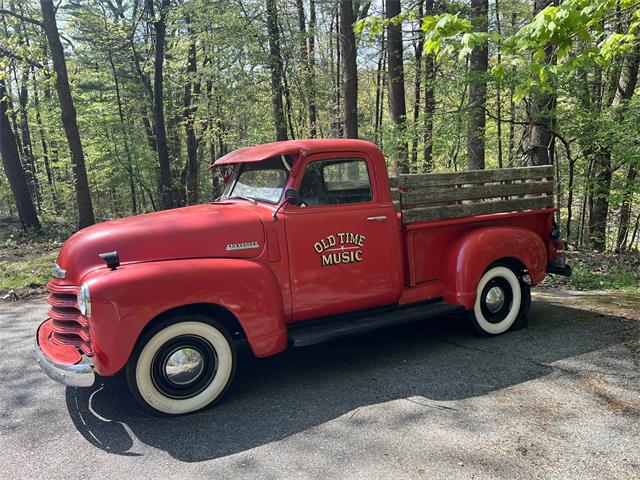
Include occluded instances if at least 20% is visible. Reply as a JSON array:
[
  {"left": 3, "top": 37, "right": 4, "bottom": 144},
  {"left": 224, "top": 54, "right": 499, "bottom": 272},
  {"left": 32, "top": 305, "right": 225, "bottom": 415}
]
[
  {"left": 401, "top": 180, "right": 553, "bottom": 207},
  {"left": 390, "top": 188, "right": 401, "bottom": 202},
  {"left": 398, "top": 165, "right": 553, "bottom": 188},
  {"left": 402, "top": 196, "right": 553, "bottom": 223}
]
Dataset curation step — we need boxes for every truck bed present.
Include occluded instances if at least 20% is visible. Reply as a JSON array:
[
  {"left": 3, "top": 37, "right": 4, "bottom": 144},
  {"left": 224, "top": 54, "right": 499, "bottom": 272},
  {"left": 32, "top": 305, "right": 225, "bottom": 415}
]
[
  {"left": 388, "top": 165, "right": 556, "bottom": 290},
  {"left": 401, "top": 208, "right": 555, "bottom": 288}
]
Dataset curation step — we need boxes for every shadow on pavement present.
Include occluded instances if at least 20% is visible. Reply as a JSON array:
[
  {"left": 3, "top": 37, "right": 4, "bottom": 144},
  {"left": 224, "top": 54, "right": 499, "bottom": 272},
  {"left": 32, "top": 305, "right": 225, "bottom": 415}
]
[{"left": 65, "top": 300, "right": 639, "bottom": 462}]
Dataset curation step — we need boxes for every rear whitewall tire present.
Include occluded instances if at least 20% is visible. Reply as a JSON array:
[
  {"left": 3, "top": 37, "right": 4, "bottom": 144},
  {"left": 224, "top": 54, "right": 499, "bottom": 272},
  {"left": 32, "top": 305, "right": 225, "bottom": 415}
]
[
  {"left": 126, "top": 317, "right": 235, "bottom": 416},
  {"left": 470, "top": 266, "right": 522, "bottom": 335}
]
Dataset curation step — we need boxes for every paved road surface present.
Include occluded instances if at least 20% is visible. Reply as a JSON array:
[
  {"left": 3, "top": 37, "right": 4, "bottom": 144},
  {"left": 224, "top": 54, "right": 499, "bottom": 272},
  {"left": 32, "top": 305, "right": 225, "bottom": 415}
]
[{"left": 1, "top": 294, "right": 639, "bottom": 480}]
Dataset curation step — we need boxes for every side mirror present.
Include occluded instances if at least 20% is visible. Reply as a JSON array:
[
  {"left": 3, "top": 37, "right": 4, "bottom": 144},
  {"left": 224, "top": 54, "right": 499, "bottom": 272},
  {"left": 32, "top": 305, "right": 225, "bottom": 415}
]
[{"left": 284, "top": 188, "right": 302, "bottom": 207}]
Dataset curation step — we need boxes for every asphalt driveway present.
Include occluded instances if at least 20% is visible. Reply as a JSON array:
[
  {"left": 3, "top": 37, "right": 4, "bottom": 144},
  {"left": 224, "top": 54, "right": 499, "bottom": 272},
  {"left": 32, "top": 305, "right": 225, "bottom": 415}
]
[{"left": 1, "top": 293, "right": 639, "bottom": 479}]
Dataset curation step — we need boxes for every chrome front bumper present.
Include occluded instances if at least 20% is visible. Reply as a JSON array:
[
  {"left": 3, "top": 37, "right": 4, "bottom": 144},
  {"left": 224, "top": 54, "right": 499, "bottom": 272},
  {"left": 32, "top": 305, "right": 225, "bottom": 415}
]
[{"left": 35, "top": 330, "right": 95, "bottom": 388}]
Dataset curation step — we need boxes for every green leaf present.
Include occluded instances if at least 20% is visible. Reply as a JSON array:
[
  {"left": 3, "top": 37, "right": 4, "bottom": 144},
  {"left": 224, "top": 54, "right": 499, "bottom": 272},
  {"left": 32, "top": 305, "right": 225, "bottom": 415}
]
[
  {"left": 513, "top": 85, "right": 527, "bottom": 103},
  {"left": 533, "top": 48, "right": 547, "bottom": 62},
  {"left": 539, "top": 65, "right": 549, "bottom": 83},
  {"left": 492, "top": 63, "right": 506, "bottom": 80}
]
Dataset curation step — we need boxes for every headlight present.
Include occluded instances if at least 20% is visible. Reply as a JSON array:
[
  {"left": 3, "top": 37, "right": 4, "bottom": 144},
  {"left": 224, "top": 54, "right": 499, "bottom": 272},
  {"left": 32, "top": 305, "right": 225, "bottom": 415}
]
[{"left": 77, "top": 282, "right": 91, "bottom": 317}]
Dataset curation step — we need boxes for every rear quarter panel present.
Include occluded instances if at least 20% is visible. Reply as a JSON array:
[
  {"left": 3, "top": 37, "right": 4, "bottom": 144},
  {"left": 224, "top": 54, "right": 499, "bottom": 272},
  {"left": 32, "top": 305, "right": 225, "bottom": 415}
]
[
  {"left": 405, "top": 210, "right": 553, "bottom": 286},
  {"left": 438, "top": 226, "right": 548, "bottom": 309},
  {"left": 405, "top": 210, "right": 553, "bottom": 308}
]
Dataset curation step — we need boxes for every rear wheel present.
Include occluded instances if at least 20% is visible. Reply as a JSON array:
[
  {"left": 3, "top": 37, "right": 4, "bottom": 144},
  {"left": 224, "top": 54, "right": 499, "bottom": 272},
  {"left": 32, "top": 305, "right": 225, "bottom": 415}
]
[
  {"left": 126, "top": 315, "right": 236, "bottom": 416},
  {"left": 468, "top": 265, "right": 527, "bottom": 336}
]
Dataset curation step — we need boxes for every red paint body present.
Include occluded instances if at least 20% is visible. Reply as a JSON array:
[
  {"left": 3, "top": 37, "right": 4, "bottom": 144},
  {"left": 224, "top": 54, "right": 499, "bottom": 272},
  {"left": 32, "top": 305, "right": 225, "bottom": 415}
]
[{"left": 39, "top": 139, "right": 558, "bottom": 376}]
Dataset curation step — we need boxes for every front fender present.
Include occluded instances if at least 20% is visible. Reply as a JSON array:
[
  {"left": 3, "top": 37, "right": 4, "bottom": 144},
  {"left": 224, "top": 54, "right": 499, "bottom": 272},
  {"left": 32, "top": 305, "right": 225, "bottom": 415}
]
[
  {"left": 84, "top": 258, "right": 287, "bottom": 376},
  {"left": 439, "top": 227, "right": 547, "bottom": 309}
]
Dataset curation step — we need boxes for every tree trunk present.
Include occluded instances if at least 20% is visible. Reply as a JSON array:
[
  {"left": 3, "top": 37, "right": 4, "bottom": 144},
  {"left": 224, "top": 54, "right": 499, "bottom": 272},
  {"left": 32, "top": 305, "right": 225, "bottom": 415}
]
[
  {"left": 590, "top": 44, "right": 640, "bottom": 250},
  {"left": 529, "top": 93, "right": 555, "bottom": 166},
  {"left": 616, "top": 165, "right": 637, "bottom": 251},
  {"left": 333, "top": 8, "right": 343, "bottom": 137},
  {"left": 183, "top": 27, "right": 199, "bottom": 205},
  {"left": 282, "top": 66, "right": 297, "bottom": 139},
  {"left": 628, "top": 210, "right": 640, "bottom": 251},
  {"left": 566, "top": 155, "right": 576, "bottom": 240},
  {"left": 40, "top": 0, "right": 95, "bottom": 227},
  {"left": 374, "top": 29, "right": 386, "bottom": 145},
  {"left": 507, "top": 89, "right": 516, "bottom": 166},
  {"left": 107, "top": 44, "right": 138, "bottom": 215},
  {"left": 494, "top": 0, "right": 503, "bottom": 168},
  {"left": 590, "top": 153, "right": 612, "bottom": 251},
  {"left": 295, "top": 0, "right": 309, "bottom": 134},
  {"left": 119, "top": 0, "right": 157, "bottom": 153},
  {"left": 410, "top": 1, "right": 425, "bottom": 171},
  {"left": 386, "top": 0, "right": 408, "bottom": 173},
  {"left": 266, "top": 0, "right": 287, "bottom": 141},
  {"left": 31, "top": 69, "right": 54, "bottom": 193},
  {"left": 466, "top": 0, "right": 488, "bottom": 170},
  {"left": 340, "top": 0, "right": 358, "bottom": 139},
  {"left": 529, "top": 0, "right": 556, "bottom": 167},
  {"left": 506, "top": 14, "right": 516, "bottom": 166},
  {"left": 577, "top": 156, "right": 593, "bottom": 248},
  {"left": 422, "top": 0, "right": 435, "bottom": 172},
  {"left": 308, "top": 0, "right": 317, "bottom": 138},
  {"left": 0, "top": 78, "right": 40, "bottom": 230},
  {"left": 16, "top": 66, "right": 41, "bottom": 211},
  {"left": 146, "top": 0, "right": 173, "bottom": 210},
  {"left": 297, "top": 0, "right": 317, "bottom": 138}
]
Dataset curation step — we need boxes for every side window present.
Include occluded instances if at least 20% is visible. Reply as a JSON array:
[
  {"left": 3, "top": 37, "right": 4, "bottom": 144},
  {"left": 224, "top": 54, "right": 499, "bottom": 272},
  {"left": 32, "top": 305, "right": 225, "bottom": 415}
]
[{"left": 299, "top": 158, "right": 372, "bottom": 206}]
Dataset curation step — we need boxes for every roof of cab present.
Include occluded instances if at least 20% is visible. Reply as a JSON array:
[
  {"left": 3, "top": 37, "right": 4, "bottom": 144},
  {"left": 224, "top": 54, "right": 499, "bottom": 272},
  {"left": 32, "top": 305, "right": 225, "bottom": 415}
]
[{"left": 212, "top": 138, "right": 380, "bottom": 166}]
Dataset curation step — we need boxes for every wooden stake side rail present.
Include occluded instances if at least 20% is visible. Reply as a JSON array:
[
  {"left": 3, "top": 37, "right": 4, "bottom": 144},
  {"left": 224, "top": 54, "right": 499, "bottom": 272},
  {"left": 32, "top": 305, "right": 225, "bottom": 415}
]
[{"left": 388, "top": 165, "right": 554, "bottom": 224}]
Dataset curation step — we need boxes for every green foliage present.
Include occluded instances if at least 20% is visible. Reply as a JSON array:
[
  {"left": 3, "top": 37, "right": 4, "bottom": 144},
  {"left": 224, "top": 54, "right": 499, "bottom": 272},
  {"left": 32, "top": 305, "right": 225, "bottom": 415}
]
[
  {"left": 569, "top": 262, "right": 638, "bottom": 290},
  {"left": 0, "top": 251, "right": 56, "bottom": 293},
  {"left": 359, "top": 1, "right": 638, "bottom": 98},
  {"left": 0, "top": 218, "right": 62, "bottom": 294}
]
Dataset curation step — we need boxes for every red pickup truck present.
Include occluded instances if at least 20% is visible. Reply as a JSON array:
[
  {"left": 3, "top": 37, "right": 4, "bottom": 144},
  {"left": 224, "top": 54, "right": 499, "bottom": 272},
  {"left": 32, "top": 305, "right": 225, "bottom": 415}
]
[{"left": 35, "top": 139, "right": 569, "bottom": 415}]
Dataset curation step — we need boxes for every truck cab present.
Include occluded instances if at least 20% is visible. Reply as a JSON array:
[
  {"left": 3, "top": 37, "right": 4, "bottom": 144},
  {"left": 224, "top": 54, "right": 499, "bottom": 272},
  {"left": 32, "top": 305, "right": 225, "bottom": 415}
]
[{"left": 35, "top": 139, "right": 569, "bottom": 416}]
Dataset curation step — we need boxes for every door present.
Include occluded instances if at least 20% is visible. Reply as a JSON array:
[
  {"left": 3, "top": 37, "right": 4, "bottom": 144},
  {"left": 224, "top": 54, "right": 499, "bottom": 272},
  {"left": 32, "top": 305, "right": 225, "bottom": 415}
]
[{"left": 284, "top": 153, "right": 402, "bottom": 322}]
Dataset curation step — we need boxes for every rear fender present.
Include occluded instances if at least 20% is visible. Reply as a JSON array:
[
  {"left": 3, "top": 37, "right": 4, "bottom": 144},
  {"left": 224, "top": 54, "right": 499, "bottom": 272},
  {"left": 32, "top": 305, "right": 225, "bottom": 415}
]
[
  {"left": 84, "top": 258, "right": 286, "bottom": 376},
  {"left": 439, "top": 227, "right": 547, "bottom": 309}
]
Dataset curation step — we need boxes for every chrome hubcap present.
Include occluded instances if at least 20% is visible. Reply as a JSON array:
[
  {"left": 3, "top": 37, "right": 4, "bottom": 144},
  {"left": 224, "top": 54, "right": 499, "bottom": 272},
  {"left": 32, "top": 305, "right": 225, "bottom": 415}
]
[
  {"left": 485, "top": 286, "right": 506, "bottom": 313},
  {"left": 165, "top": 348, "right": 205, "bottom": 386}
]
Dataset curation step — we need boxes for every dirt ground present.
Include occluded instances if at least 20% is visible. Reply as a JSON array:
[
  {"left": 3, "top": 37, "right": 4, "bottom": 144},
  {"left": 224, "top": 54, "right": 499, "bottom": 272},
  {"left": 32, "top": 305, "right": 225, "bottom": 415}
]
[{"left": 535, "top": 288, "right": 640, "bottom": 321}]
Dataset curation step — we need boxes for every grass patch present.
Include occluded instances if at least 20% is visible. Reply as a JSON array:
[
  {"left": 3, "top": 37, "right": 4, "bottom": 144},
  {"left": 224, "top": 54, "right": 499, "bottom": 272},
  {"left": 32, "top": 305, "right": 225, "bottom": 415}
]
[
  {"left": 0, "top": 217, "right": 64, "bottom": 296},
  {"left": 0, "top": 251, "right": 57, "bottom": 293},
  {"left": 569, "top": 263, "right": 638, "bottom": 290},
  {"left": 542, "top": 250, "right": 640, "bottom": 292},
  {"left": 0, "top": 217, "right": 74, "bottom": 246}
]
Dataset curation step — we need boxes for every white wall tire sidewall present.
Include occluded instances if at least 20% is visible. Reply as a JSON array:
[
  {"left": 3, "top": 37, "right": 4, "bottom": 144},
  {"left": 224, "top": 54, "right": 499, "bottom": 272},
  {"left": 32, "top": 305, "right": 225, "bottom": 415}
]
[
  {"left": 473, "top": 266, "right": 522, "bottom": 335},
  {"left": 135, "top": 321, "right": 233, "bottom": 415}
]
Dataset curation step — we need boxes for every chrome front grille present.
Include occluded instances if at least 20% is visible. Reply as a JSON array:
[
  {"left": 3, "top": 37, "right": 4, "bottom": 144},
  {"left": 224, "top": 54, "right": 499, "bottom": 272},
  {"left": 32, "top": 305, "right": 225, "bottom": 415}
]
[{"left": 46, "top": 283, "right": 93, "bottom": 356}]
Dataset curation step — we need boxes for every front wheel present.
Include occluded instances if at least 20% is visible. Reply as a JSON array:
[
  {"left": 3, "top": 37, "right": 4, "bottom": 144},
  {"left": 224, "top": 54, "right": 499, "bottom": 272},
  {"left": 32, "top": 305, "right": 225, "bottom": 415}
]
[
  {"left": 126, "top": 315, "right": 236, "bottom": 416},
  {"left": 468, "top": 265, "right": 528, "bottom": 336}
]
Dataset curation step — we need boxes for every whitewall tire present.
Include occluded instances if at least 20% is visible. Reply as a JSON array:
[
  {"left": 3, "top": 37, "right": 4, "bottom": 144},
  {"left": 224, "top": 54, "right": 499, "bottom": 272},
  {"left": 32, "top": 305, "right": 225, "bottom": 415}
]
[
  {"left": 126, "top": 316, "right": 235, "bottom": 416},
  {"left": 469, "top": 266, "right": 522, "bottom": 335}
]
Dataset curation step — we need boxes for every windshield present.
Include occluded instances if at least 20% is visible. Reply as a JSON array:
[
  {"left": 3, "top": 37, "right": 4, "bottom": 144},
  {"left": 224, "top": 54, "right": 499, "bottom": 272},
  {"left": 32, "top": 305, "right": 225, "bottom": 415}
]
[{"left": 222, "top": 157, "right": 290, "bottom": 204}]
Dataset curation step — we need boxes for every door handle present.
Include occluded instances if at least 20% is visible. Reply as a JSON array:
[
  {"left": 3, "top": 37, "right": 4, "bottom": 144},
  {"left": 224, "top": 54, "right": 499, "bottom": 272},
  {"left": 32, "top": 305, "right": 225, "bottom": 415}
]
[{"left": 366, "top": 215, "right": 387, "bottom": 221}]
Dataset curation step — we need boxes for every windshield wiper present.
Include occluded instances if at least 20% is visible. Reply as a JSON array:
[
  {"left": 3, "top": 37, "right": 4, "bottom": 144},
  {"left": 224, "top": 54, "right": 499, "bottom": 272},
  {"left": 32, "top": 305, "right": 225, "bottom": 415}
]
[{"left": 227, "top": 195, "right": 257, "bottom": 204}]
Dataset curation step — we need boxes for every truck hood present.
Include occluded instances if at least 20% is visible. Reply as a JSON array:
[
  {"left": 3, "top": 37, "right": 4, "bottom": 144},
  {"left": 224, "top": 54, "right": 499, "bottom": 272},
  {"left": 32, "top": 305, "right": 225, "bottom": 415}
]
[{"left": 56, "top": 203, "right": 265, "bottom": 283}]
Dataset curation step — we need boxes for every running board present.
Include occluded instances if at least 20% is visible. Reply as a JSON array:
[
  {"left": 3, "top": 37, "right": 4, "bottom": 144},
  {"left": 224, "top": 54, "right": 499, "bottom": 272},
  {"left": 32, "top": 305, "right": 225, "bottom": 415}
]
[{"left": 287, "top": 300, "right": 465, "bottom": 347}]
